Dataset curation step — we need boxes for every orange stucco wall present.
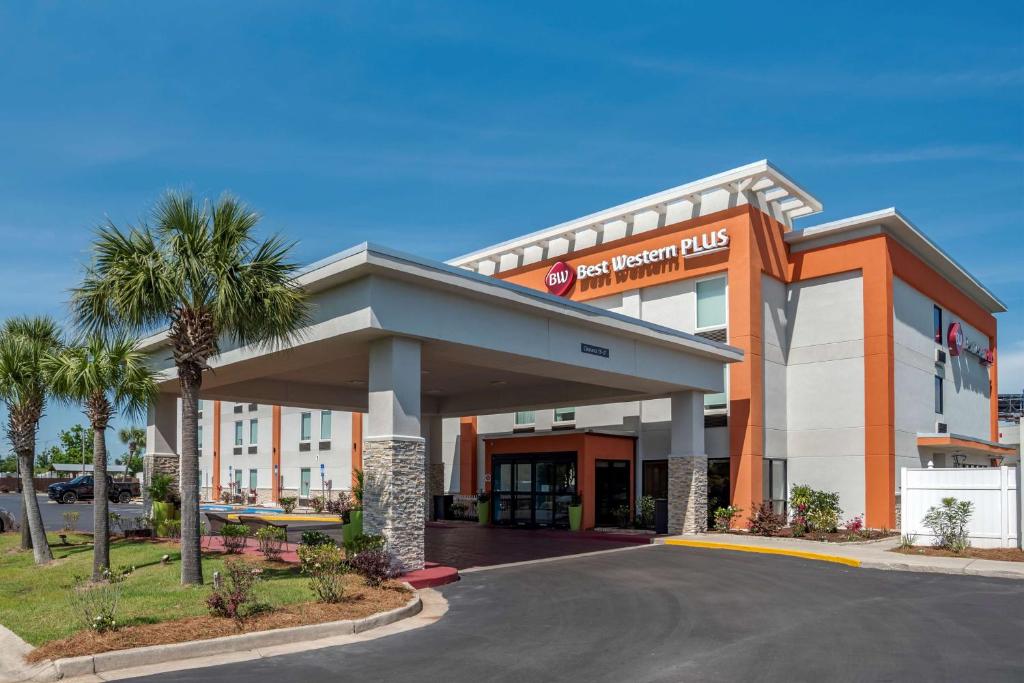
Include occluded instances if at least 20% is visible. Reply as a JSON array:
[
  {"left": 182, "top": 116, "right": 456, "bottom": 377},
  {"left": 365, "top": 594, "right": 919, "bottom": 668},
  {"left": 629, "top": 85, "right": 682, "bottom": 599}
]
[
  {"left": 484, "top": 432, "right": 634, "bottom": 530},
  {"left": 459, "top": 416, "right": 478, "bottom": 495}
]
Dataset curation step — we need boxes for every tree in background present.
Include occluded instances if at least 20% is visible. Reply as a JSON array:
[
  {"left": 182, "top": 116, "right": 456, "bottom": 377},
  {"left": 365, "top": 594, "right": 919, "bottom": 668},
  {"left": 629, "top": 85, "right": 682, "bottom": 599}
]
[
  {"left": 37, "top": 423, "right": 92, "bottom": 473},
  {"left": 0, "top": 316, "right": 63, "bottom": 563},
  {"left": 117, "top": 426, "right": 146, "bottom": 478},
  {"left": 46, "top": 335, "right": 157, "bottom": 580},
  {"left": 72, "top": 192, "right": 309, "bottom": 585}
]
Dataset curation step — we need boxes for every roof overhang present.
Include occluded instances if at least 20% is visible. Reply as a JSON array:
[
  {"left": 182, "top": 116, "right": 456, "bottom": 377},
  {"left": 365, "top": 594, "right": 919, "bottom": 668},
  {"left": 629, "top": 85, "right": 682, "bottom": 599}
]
[
  {"left": 917, "top": 433, "right": 1017, "bottom": 457},
  {"left": 450, "top": 159, "right": 822, "bottom": 272},
  {"left": 140, "top": 244, "right": 742, "bottom": 418},
  {"left": 787, "top": 208, "right": 1006, "bottom": 313}
]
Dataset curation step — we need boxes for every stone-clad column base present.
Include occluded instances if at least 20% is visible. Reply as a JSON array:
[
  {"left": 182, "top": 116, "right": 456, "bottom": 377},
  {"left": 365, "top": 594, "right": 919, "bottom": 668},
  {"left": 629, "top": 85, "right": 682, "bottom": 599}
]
[
  {"left": 363, "top": 437, "right": 426, "bottom": 571},
  {"left": 425, "top": 463, "right": 445, "bottom": 520},
  {"left": 668, "top": 455, "right": 708, "bottom": 534}
]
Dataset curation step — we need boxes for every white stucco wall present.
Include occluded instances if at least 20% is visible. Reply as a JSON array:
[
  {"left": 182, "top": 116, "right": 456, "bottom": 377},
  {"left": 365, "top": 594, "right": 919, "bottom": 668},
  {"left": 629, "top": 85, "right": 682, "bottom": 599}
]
[
  {"left": 762, "top": 275, "right": 788, "bottom": 459},
  {"left": 784, "top": 271, "right": 866, "bottom": 518},
  {"left": 893, "top": 277, "right": 993, "bottom": 470}
]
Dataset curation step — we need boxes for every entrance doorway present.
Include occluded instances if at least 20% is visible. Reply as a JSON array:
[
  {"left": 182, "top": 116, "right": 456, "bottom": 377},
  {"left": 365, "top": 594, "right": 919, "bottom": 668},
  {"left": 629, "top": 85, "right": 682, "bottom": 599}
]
[
  {"left": 707, "top": 458, "right": 730, "bottom": 527},
  {"left": 595, "top": 460, "right": 630, "bottom": 526},
  {"left": 492, "top": 453, "right": 577, "bottom": 528}
]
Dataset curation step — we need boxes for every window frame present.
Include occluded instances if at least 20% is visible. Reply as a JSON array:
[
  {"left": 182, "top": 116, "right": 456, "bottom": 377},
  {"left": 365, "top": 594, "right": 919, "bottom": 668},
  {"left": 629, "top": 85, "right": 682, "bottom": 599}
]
[
  {"left": 552, "top": 407, "right": 576, "bottom": 426},
  {"left": 249, "top": 418, "right": 258, "bottom": 445},
  {"left": 300, "top": 412, "right": 312, "bottom": 442},
  {"left": 934, "top": 375, "right": 944, "bottom": 415},
  {"left": 233, "top": 421, "right": 243, "bottom": 447},
  {"left": 320, "top": 410, "right": 332, "bottom": 440},
  {"left": 694, "top": 274, "right": 728, "bottom": 333},
  {"left": 933, "top": 305, "right": 943, "bottom": 344},
  {"left": 513, "top": 410, "right": 536, "bottom": 429}
]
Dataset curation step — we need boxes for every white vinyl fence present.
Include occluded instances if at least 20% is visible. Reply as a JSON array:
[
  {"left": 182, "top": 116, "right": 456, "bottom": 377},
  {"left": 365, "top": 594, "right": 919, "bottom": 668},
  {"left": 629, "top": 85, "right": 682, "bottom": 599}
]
[{"left": 900, "top": 466, "right": 1021, "bottom": 549}]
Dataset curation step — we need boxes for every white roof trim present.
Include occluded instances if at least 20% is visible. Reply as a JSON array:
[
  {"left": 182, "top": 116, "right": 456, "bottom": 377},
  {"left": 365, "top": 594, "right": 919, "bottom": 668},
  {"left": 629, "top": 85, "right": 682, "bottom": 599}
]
[
  {"left": 787, "top": 208, "right": 1006, "bottom": 313},
  {"left": 449, "top": 159, "right": 822, "bottom": 268}
]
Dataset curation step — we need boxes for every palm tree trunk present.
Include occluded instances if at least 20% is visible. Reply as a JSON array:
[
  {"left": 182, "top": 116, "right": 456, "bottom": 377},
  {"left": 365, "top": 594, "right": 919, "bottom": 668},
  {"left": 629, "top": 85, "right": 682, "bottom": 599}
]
[
  {"left": 179, "top": 375, "right": 203, "bottom": 585},
  {"left": 92, "top": 425, "right": 109, "bottom": 581},
  {"left": 20, "top": 492, "right": 31, "bottom": 550},
  {"left": 17, "top": 447, "right": 51, "bottom": 564}
]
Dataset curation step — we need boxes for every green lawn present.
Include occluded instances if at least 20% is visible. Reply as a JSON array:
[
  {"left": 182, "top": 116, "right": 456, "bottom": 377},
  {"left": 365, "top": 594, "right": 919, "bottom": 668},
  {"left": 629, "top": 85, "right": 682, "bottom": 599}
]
[{"left": 0, "top": 532, "right": 312, "bottom": 645}]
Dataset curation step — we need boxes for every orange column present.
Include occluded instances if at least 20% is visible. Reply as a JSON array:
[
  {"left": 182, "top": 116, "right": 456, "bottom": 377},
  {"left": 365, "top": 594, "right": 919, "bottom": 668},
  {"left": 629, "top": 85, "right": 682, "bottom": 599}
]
[
  {"left": 211, "top": 400, "right": 221, "bottom": 499},
  {"left": 459, "top": 417, "right": 478, "bottom": 495},
  {"left": 351, "top": 413, "right": 363, "bottom": 489},
  {"left": 862, "top": 240, "right": 897, "bottom": 529},
  {"left": 728, "top": 219, "right": 764, "bottom": 523},
  {"left": 271, "top": 405, "right": 282, "bottom": 502}
]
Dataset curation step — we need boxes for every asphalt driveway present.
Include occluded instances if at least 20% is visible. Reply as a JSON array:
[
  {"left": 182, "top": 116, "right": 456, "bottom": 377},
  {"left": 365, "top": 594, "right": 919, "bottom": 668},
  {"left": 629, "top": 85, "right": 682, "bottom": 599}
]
[
  {"left": 0, "top": 493, "right": 143, "bottom": 533},
  {"left": 122, "top": 544, "right": 1024, "bottom": 682}
]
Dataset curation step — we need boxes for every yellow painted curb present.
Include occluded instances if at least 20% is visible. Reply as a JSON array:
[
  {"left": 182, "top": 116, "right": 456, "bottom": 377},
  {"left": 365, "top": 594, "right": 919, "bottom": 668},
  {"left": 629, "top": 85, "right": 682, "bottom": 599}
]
[
  {"left": 225, "top": 514, "right": 343, "bottom": 523},
  {"left": 663, "top": 539, "right": 861, "bottom": 568}
]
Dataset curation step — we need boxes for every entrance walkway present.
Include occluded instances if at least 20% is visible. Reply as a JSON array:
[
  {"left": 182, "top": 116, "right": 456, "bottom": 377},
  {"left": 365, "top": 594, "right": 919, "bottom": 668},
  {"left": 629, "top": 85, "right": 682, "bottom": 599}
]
[{"left": 424, "top": 521, "right": 653, "bottom": 570}]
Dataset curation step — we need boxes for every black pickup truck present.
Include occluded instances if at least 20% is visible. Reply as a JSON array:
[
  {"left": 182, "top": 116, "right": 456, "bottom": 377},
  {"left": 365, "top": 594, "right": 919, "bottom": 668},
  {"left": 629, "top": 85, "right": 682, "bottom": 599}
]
[{"left": 48, "top": 475, "right": 139, "bottom": 504}]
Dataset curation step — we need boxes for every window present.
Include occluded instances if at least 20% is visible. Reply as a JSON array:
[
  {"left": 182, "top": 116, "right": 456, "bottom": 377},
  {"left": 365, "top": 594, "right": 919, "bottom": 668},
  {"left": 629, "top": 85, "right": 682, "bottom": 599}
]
[
  {"left": 197, "top": 425, "right": 203, "bottom": 454},
  {"left": 249, "top": 469, "right": 258, "bottom": 491},
  {"left": 934, "top": 375, "right": 944, "bottom": 414},
  {"left": 933, "top": 305, "right": 943, "bottom": 343},
  {"left": 300, "top": 412, "right": 312, "bottom": 441},
  {"left": 514, "top": 411, "right": 536, "bottom": 428},
  {"left": 249, "top": 419, "right": 258, "bottom": 445},
  {"left": 197, "top": 401, "right": 204, "bottom": 419},
  {"left": 234, "top": 469, "right": 243, "bottom": 490},
  {"left": 696, "top": 276, "right": 727, "bottom": 330},
  {"left": 248, "top": 403, "right": 258, "bottom": 412},
  {"left": 234, "top": 421, "right": 243, "bottom": 446},
  {"left": 320, "top": 411, "right": 332, "bottom": 440},
  {"left": 704, "top": 368, "right": 727, "bottom": 410},
  {"left": 762, "top": 459, "right": 787, "bottom": 516},
  {"left": 553, "top": 407, "right": 575, "bottom": 424}
]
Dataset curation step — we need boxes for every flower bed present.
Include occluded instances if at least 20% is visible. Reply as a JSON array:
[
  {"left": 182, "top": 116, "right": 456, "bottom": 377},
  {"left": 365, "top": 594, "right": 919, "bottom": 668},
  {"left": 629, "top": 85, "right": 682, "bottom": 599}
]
[
  {"left": 891, "top": 546, "right": 1024, "bottom": 562},
  {"left": 711, "top": 528, "right": 897, "bottom": 543}
]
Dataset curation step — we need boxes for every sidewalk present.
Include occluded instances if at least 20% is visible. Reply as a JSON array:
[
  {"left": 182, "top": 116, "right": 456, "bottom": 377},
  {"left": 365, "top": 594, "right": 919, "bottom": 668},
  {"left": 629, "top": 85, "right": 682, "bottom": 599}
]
[{"left": 655, "top": 534, "right": 1024, "bottom": 580}]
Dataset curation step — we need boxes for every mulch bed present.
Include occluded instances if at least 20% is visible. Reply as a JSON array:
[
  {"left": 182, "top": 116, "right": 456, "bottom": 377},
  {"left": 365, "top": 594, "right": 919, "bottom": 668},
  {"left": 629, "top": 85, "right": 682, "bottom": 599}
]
[
  {"left": 891, "top": 546, "right": 1024, "bottom": 562},
  {"left": 711, "top": 528, "right": 898, "bottom": 543},
  {"left": 27, "top": 577, "right": 410, "bottom": 662}
]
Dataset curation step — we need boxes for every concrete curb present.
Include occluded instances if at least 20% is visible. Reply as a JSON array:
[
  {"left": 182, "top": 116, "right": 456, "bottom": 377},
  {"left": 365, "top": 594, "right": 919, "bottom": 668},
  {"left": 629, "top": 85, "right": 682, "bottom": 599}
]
[
  {"left": 46, "top": 588, "right": 422, "bottom": 681},
  {"left": 660, "top": 538, "right": 861, "bottom": 567}
]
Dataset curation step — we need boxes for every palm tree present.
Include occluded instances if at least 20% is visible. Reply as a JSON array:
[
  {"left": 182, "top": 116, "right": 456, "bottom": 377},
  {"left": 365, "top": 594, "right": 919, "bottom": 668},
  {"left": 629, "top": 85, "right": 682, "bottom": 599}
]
[
  {"left": 117, "top": 426, "right": 146, "bottom": 477},
  {"left": 71, "top": 192, "right": 309, "bottom": 585},
  {"left": 46, "top": 335, "right": 157, "bottom": 580},
  {"left": 0, "top": 316, "right": 63, "bottom": 564}
]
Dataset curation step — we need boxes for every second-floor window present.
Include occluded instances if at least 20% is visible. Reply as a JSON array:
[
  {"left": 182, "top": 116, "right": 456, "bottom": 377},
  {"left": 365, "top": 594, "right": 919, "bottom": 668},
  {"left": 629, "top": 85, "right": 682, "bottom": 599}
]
[
  {"left": 553, "top": 407, "right": 575, "bottom": 424},
  {"left": 320, "top": 410, "right": 332, "bottom": 440},
  {"left": 935, "top": 375, "right": 944, "bottom": 414},
  {"left": 300, "top": 412, "right": 312, "bottom": 441},
  {"left": 933, "top": 305, "right": 943, "bottom": 343},
  {"left": 234, "top": 421, "right": 243, "bottom": 446},
  {"left": 197, "top": 425, "right": 203, "bottom": 454},
  {"left": 514, "top": 411, "right": 536, "bottom": 428},
  {"left": 249, "top": 419, "right": 258, "bottom": 444}
]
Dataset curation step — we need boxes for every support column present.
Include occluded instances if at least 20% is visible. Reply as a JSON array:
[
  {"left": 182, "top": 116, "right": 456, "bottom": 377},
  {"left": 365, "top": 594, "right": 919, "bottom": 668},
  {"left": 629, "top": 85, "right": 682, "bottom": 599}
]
[
  {"left": 364, "top": 337, "right": 425, "bottom": 571},
  {"left": 424, "top": 416, "right": 445, "bottom": 519},
  {"left": 668, "top": 391, "right": 707, "bottom": 534},
  {"left": 144, "top": 393, "right": 180, "bottom": 516}
]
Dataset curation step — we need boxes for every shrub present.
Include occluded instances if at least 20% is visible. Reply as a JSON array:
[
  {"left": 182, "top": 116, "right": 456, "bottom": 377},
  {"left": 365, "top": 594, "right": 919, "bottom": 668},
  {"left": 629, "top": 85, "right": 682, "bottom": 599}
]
[
  {"left": 311, "top": 496, "right": 326, "bottom": 513},
  {"left": 160, "top": 518, "right": 182, "bottom": 539},
  {"left": 842, "top": 515, "right": 864, "bottom": 534},
  {"left": 898, "top": 532, "right": 918, "bottom": 550},
  {"left": 69, "top": 565, "right": 134, "bottom": 633},
  {"left": 612, "top": 504, "right": 631, "bottom": 528},
  {"left": 255, "top": 526, "right": 287, "bottom": 561},
  {"left": 713, "top": 505, "right": 742, "bottom": 531},
  {"left": 279, "top": 496, "right": 297, "bottom": 514},
  {"left": 344, "top": 532, "right": 385, "bottom": 559},
  {"left": 352, "top": 468, "right": 364, "bottom": 509},
  {"left": 220, "top": 523, "right": 252, "bottom": 553},
  {"left": 147, "top": 473, "right": 179, "bottom": 505},
  {"left": 62, "top": 511, "right": 80, "bottom": 532},
  {"left": 108, "top": 511, "right": 123, "bottom": 535},
  {"left": 220, "top": 489, "right": 232, "bottom": 504},
  {"left": 789, "top": 484, "right": 842, "bottom": 533},
  {"left": 476, "top": 490, "right": 490, "bottom": 503},
  {"left": 636, "top": 495, "right": 656, "bottom": 528},
  {"left": 206, "top": 559, "right": 264, "bottom": 626},
  {"left": 300, "top": 530, "right": 335, "bottom": 547},
  {"left": 350, "top": 548, "right": 394, "bottom": 587},
  {"left": 326, "top": 495, "right": 351, "bottom": 516},
  {"left": 298, "top": 543, "right": 348, "bottom": 603},
  {"left": 749, "top": 502, "right": 785, "bottom": 536},
  {"left": 923, "top": 496, "right": 973, "bottom": 553},
  {"left": 450, "top": 501, "right": 468, "bottom": 519}
]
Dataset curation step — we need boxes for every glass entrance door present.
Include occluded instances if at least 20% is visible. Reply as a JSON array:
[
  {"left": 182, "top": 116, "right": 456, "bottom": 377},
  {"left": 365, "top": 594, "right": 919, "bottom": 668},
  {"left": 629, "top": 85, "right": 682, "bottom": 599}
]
[
  {"left": 595, "top": 460, "right": 630, "bottom": 526},
  {"left": 492, "top": 453, "right": 576, "bottom": 528}
]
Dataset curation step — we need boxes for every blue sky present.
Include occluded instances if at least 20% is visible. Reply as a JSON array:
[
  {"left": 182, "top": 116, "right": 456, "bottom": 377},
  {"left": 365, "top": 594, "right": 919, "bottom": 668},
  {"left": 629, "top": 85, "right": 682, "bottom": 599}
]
[{"left": 0, "top": 1, "right": 1021, "bottom": 454}]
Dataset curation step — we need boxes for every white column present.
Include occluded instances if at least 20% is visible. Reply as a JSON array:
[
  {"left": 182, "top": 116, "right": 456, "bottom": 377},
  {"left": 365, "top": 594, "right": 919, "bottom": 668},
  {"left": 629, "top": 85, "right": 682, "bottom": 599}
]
[
  {"left": 144, "top": 393, "right": 179, "bottom": 515},
  {"left": 364, "top": 337, "right": 426, "bottom": 571},
  {"left": 667, "top": 390, "right": 707, "bottom": 534}
]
